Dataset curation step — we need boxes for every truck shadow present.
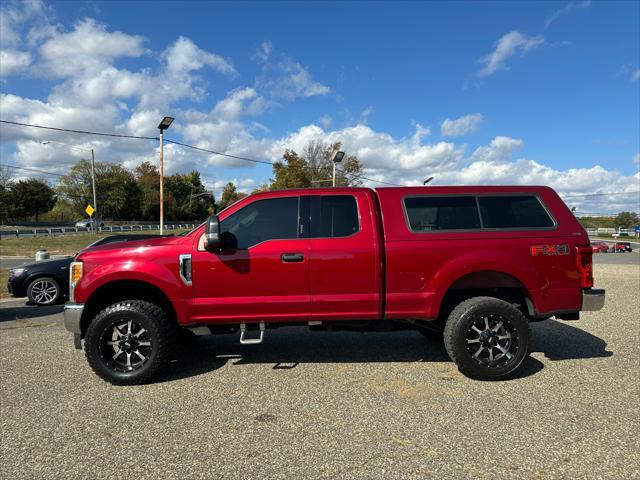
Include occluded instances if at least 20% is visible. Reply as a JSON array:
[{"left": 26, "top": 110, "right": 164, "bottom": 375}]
[
  {"left": 0, "top": 302, "right": 64, "bottom": 322},
  {"left": 531, "top": 320, "right": 613, "bottom": 361},
  {"left": 158, "top": 319, "right": 611, "bottom": 383}
]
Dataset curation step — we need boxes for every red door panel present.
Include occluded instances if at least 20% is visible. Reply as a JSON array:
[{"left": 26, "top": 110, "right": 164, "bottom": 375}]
[{"left": 191, "top": 239, "right": 310, "bottom": 324}]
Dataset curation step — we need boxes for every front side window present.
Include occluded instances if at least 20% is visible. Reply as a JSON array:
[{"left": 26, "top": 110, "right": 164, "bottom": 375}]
[
  {"left": 404, "top": 196, "right": 481, "bottom": 231},
  {"left": 478, "top": 196, "right": 554, "bottom": 229},
  {"left": 312, "top": 195, "right": 359, "bottom": 238},
  {"left": 220, "top": 197, "right": 299, "bottom": 248}
]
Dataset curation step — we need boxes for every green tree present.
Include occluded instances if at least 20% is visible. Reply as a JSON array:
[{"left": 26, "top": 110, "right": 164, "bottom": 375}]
[
  {"left": 41, "top": 198, "right": 78, "bottom": 222},
  {"left": 270, "top": 150, "right": 312, "bottom": 190},
  {"left": 135, "top": 161, "right": 160, "bottom": 220},
  {"left": 218, "top": 182, "right": 247, "bottom": 210},
  {"left": 614, "top": 211, "right": 639, "bottom": 228},
  {"left": 304, "top": 140, "right": 363, "bottom": 187},
  {"left": 9, "top": 179, "right": 56, "bottom": 221},
  {"left": 99, "top": 164, "right": 142, "bottom": 220},
  {"left": 57, "top": 160, "right": 141, "bottom": 220},
  {"left": 164, "top": 171, "right": 215, "bottom": 220},
  {"left": 270, "top": 141, "right": 364, "bottom": 190}
]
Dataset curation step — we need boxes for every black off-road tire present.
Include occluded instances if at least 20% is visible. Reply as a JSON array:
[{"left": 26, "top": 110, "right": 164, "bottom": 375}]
[
  {"left": 26, "top": 276, "right": 62, "bottom": 305},
  {"left": 84, "top": 300, "right": 174, "bottom": 386},
  {"left": 444, "top": 296, "right": 531, "bottom": 381}
]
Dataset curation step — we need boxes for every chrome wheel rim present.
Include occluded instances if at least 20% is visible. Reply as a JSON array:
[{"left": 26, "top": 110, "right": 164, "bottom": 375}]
[
  {"left": 30, "top": 280, "right": 58, "bottom": 304},
  {"left": 465, "top": 314, "right": 519, "bottom": 368},
  {"left": 99, "top": 319, "right": 152, "bottom": 373}
]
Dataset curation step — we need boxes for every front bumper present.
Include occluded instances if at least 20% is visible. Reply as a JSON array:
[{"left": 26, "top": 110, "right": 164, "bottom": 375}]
[
  {"left": 63, "top": 302, "right": 84, "bottom": 334},
  {"left": 7, "top": 277, "right": 26, "bottom": 298},
  {"left": 582, "top": 289, "right": 605, "bottom": 311}
]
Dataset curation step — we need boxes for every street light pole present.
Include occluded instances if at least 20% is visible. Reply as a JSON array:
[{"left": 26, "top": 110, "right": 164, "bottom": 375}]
[
  {"left": 331, "top": 150, "right": 345, "bottom": 187},
  {"left": 159, "top": 129, "right": 164, "bottom": 235},
  {"left": 157, "top": 117, "right": 174, "bottom": 236}
]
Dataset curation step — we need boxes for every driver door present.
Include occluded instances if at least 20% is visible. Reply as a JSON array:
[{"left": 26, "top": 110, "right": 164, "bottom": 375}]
[{"left": 191, "top": 195, "right": 311, "bottom": 324}]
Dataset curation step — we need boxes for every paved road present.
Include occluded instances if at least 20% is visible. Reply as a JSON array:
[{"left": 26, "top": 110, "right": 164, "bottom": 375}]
[
  {"left": 0, "top": 264, "right": 638, "bottom": 479},
  {"left": 593, "top": 250, "right": 639, "bottom": 265}
]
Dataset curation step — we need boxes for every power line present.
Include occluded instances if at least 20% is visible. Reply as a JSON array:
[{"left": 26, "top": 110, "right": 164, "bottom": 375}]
[
  {"left": 0, "top": 120, "right": 157, "bottom": 140},
  {"left": 163, "top": 139, "right": 273, "bottom": 165},
  {"left": 3, "top": 164, "right": 67, "bottom": 177}
]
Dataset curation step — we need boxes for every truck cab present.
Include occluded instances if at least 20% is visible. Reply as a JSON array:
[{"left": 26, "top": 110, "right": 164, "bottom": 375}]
[{"left": 64, "top": 186, "right": 604, "bottom": 385}]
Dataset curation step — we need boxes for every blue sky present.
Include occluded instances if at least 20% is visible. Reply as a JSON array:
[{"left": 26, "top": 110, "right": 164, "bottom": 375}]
[{"left": 1, "top": 0, "right": 638, "bottom": 213}]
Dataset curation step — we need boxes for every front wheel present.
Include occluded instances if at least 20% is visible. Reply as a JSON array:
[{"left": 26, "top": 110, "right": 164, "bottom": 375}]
[
  {"left": 27, "top": 277, "right": 61, "bottom": 305},
  {"left": 444, "top": 297, "right": 531, "bottom": 381},
  {"left": 84, "top": 300, "right": 174, "bottom": 385}
]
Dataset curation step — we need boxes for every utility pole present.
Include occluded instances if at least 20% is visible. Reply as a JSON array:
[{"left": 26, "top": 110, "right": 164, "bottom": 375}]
[
  {"left": 157, "top": 117, "right": 174, "bottom": 236},
  {"left": 90, "top": 148, "right": 97, "bottom": 234}
]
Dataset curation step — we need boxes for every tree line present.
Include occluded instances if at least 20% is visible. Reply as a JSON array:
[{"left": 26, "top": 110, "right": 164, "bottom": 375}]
[{"left": 0, "top": 141, "right": 363, "bottom": 223}]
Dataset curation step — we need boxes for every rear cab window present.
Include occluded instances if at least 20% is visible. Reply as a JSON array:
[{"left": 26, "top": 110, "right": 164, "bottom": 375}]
[
  {"left": 478, "top": 196, "right": 555, "bottom": 229},
  {"left": 403, "top": 194, "right": 555, "bottom": 232},
  {"left": 311, "top": 195, "right": 360, "bottom": 238}
]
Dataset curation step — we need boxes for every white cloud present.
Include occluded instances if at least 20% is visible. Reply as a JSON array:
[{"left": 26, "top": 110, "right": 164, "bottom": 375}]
[
  {"left": 633, "top": 69, "right": 640, "bottom": 82},
  {"left": 478, "top": 30, "right": 544, "bottom": 77},
  {"left": 269, "top": 60, "right": 330, "bottom": 99},
  {"left": 0, "top": 49, "right": 32, "bottom": 77},
  {"left": 0, "top": 0, "right": 50, "bottom": 78},
  {"left": 254, "top": 43, "right": 330, "bottom": 100},
  {"left": 470, "top": 135, "right": 523, "bottom": 162},
  {"left": 212, "top": 87, "right": 268, "bottom": 121},
  {"left": 254, "top": 41, "right": 273, "bottom": 62},
  {"left": 164, "top": 36, "right": 236, "bottom": 77},
  {"left": 360, "top": 106, "right": 374, "bottom": 124},
  {"left": 38, "top": 18, "right": 146, "bottom": 78},
  {"left": 319, "top": 115, "right": 333, "bottom": 129},
  {"left": 545, "top": 1, "right": 591, "bottom": 29},
  {"left": 633, "top": 153, "right": 639, "bottom": 166},
  {"left": 441, "top": 113, "right": 483, "bottom": 137}
]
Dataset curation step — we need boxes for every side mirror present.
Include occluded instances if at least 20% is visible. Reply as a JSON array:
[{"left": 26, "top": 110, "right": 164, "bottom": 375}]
[{"left": 204, "top": 215, "right": 221, "bottom": 251}]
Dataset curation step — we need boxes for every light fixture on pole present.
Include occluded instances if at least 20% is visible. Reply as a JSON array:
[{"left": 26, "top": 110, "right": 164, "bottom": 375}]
[
  {"left": 157, "top": 116, "right": 174, "bottom": 235},
  {"left": 41, "top": 140, "right": 98, "bottom": 233},
  {"left": 423, "top": 177, "right": 435, "bottom": 185},
  {"left": 331, "top": 150, "right": 345, "bottom": 187}
]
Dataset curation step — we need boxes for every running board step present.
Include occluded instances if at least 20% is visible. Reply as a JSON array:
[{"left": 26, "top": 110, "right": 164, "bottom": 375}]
[{"left": 239, "top": 322, "right": 265, "bottom": 345}]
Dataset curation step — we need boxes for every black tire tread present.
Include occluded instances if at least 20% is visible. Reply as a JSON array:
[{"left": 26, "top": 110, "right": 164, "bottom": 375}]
[
  {"left": 443, "top": 296, "right": 531, "bottom": 381},
  {"left": 84, "top": 300, "right": 174, "bottom": 385}
]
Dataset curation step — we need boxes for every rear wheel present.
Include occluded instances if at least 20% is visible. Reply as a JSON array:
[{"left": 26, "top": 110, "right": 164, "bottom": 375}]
[
  {"left": 27, "top": 277, "right": 61, "bottom": 305},
  {"left": 84, "top": 300, "right": 174, "bottom": 385},
  {"left": 444, "top": 296, "right": 531, "bottom": 380}
]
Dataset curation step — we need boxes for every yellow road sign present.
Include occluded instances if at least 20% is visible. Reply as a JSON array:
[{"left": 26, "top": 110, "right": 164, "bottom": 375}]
[{"left": 85, "top": 204, "right": 95, "bottom": 217}]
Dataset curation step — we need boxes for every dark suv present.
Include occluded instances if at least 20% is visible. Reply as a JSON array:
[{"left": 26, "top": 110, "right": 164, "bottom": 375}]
[{"left": 7, "top": 235, "right": 165, "bottom": 305}]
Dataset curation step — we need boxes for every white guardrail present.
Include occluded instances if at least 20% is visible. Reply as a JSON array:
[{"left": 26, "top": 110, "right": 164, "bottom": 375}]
[
  {"left": 0, "top": 224, "right": 197, "bottom": 239},
  {"left": 586, "top": 228, "right": 638, "bottom": 237}
]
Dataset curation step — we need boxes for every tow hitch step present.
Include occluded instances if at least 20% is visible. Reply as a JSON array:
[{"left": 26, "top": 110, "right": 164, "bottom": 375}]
[{"left": 240, "top": 322, "right": 265, "bottom": 345}]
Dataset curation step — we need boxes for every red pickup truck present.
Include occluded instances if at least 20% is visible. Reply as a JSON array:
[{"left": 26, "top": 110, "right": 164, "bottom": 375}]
[{"left": 64, "top": 186, "right": 605, "bottom": 385}]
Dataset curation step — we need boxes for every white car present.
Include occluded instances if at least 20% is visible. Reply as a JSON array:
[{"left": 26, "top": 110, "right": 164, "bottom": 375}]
[{"left": 75, "top": 218, "right": 105, "bottom": 229}]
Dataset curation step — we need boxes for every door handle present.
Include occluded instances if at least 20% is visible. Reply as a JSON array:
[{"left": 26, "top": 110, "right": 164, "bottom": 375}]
[{"left": 281, "top": 253, "right": 304, "bottom": 262}]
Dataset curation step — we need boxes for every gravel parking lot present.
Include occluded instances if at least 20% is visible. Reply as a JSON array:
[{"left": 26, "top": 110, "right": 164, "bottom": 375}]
[{"left": 1, "top": 263, "right": 638, "bottom": 480}]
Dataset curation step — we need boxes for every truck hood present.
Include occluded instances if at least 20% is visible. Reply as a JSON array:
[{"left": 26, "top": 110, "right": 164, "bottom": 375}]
[{"left": 81, "top": 235, "right": 185, "bottom": 254}]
